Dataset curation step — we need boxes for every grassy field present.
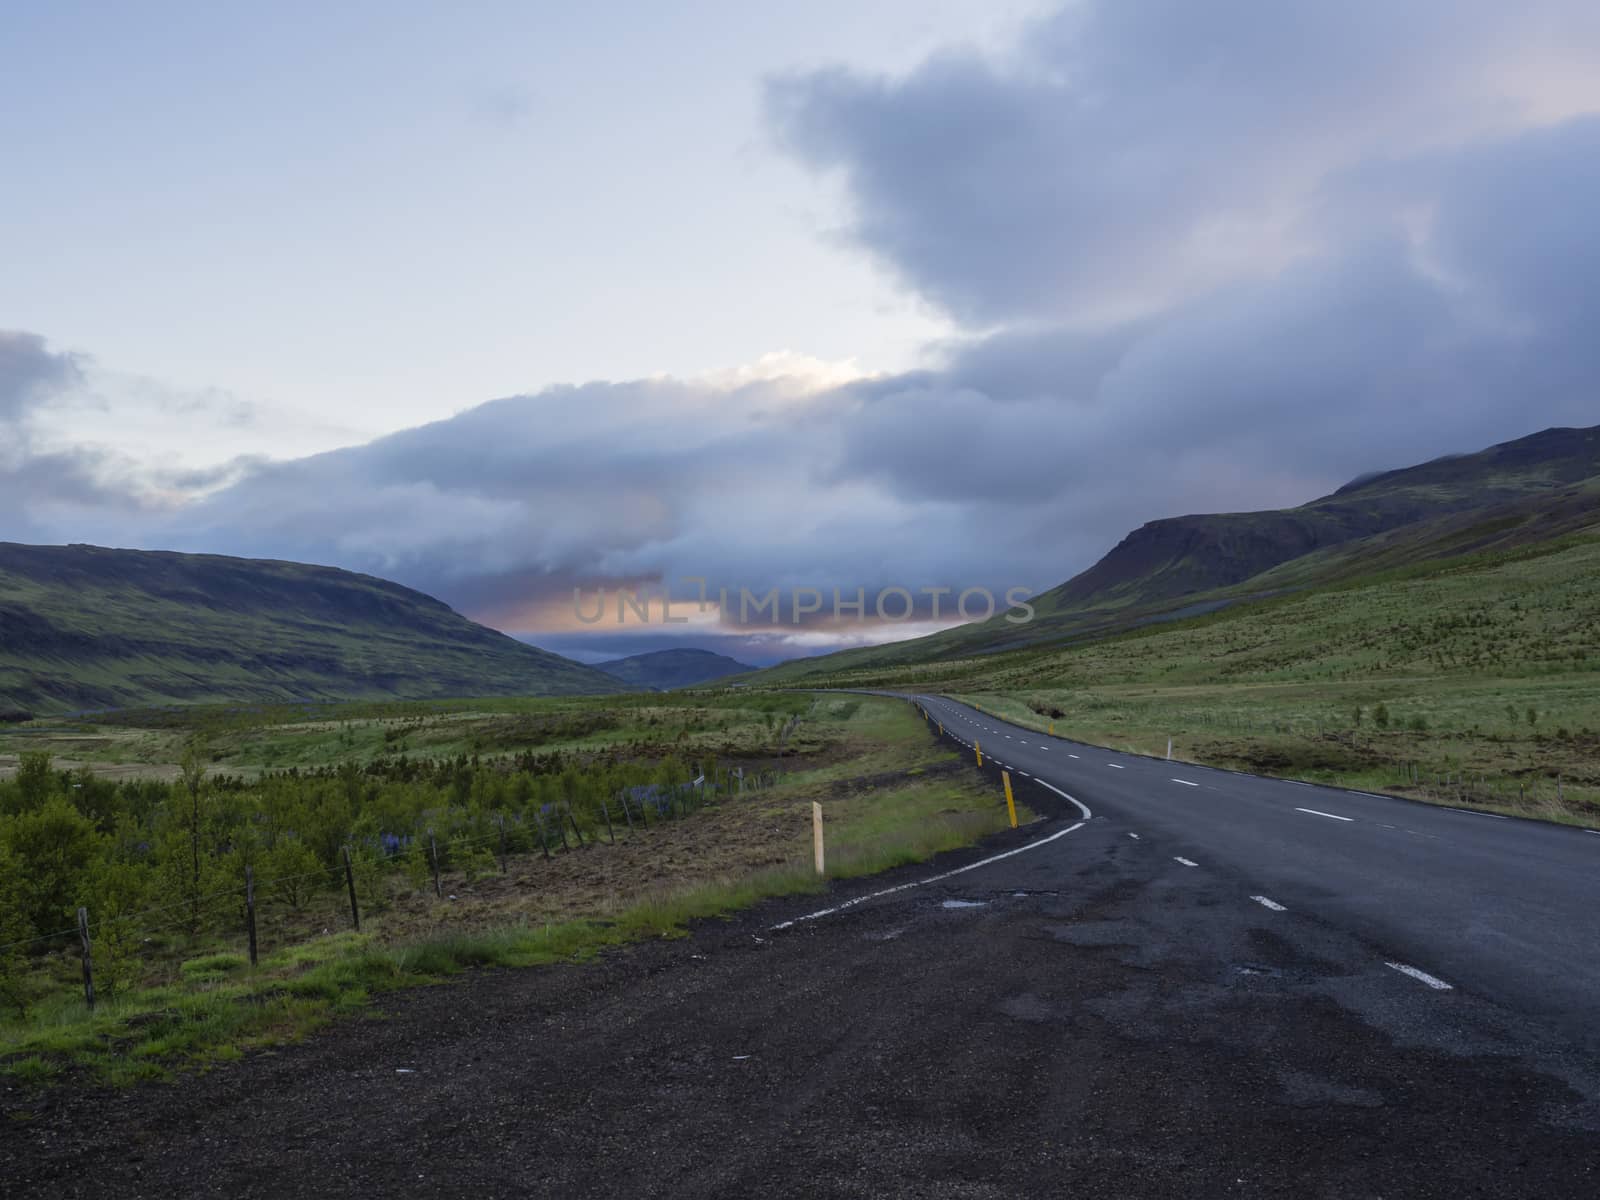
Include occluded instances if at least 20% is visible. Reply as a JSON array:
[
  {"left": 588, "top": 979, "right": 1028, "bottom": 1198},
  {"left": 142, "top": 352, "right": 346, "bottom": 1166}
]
[
  {"left": 764, "top": 533, "right": 1600, "bottom": 824},
  {"left": 0, "top": 693, "right": 1024, "bottom": 1088}
]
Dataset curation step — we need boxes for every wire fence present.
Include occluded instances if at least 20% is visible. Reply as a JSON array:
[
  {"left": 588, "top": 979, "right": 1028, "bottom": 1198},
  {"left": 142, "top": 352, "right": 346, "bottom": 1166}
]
[{"left": 4, "top": 759, "right": 802, "bottom": 1014}]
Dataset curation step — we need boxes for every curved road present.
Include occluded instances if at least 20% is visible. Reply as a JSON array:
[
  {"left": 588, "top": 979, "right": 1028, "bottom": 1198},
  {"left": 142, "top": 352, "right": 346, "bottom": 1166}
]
[{"left": 906, "top": 691, "right": 1600, "bottom": 1050}]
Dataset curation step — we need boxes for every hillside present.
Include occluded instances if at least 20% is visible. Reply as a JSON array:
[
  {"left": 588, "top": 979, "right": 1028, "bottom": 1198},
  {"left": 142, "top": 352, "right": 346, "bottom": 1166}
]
[
  {"left": 0, "top": 543, "right": 628, "bottom": 713},
  {"left": 756, "top": 424, "right": 1600, "bottom": 683},
  {"left": 594, "top": 647, "right": 756, "bottom": 691}
]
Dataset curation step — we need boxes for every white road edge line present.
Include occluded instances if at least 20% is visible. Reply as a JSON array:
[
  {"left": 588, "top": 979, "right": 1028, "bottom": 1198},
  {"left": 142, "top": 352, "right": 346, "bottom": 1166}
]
[
  {"left": 1034, "top": 779, "right": 1093, "bottom": 821},
  {"left": 1251, "top": 895, "right": 1286, "bottom": 912},
  {"left": 1445, "top": 807, "right": 1508, "bottom": 819},
  {"left": 1295, "top": 807, "right": 1354, "bottom": 822},
  {"left": 770, "top": 819, "right": 1090, "bottom": 931},
  {"left": 1171, "top": 778, "right": 1198, "bottom": 787},
  {"left": 1174, "top": 857, "right": 1198, "bottom": 867},
  {"left": 1385, "top": 961, "right": 1453, "bottom": 990}
]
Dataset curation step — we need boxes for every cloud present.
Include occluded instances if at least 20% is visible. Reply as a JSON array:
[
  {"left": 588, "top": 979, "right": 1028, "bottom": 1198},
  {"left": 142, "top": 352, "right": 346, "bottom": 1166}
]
[
  {"left": 8, "top": 5, "right": 1600, "bottom": 664},
  {"left": 0, "top": 330, "right": 82, "bottom": 428},
  {"left": 767, "top": 0, "right": 1600, "bottom": 326}
]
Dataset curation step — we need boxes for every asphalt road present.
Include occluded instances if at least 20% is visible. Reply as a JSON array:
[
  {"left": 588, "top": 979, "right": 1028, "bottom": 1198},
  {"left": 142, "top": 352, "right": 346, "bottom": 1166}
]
[
  {"left": 906, "top": 693, "right": 1600, "bottom": 1050},
  {"left": 6, "top": 695, "right": 1598, "bottom": 1197}
]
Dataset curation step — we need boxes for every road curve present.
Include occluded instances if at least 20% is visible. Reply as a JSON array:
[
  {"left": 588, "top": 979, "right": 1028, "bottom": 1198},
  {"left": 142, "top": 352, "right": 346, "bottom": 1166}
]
[{"left": 904, "top": 692, "right": 1600, "bottom": 1052}]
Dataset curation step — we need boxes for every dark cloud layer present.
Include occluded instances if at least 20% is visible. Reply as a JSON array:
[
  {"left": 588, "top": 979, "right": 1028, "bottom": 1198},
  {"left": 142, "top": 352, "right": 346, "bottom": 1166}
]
[{"left": 5, "top": 4, "right": 1600, "bottom": 660}]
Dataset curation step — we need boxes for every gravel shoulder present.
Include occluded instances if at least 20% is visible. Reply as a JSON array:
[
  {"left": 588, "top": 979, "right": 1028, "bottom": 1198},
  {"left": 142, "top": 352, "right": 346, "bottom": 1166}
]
[{"left": 5, "top": 802, "right": 1597, "bottom": 1199}]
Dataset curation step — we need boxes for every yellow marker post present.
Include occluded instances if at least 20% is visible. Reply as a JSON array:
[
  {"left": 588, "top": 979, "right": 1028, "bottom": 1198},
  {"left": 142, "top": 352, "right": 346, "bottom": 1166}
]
[
  {"left": 1003, "top": 771, "right": 1018, "bottom": 828},
  {"left": 975, "top": 740, "right": 983, "bottom": 767},
  {"left": 812, "top": 801, "right": 825, "bottom": 876},
  {"left": 938, "top": 722, "right": 944, "bottom": 736},
  {"left": 1049, "top": 720, "right": 1055, "bottom": 736}
]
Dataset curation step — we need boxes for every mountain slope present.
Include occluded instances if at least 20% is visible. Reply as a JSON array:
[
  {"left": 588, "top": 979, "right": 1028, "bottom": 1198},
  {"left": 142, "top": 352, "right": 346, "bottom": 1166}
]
[
  {"left": 0, "top": 543, "right": 628, "bottom": 713},
  {"left": 594, "top": 647, "right": 756, "bottom": 691},
  {"left": 1046, "top": 424, "right": 1600, "bottom": 611},
  {"left": 753, "top": 424, "right": 1600, "bottom": 684}
]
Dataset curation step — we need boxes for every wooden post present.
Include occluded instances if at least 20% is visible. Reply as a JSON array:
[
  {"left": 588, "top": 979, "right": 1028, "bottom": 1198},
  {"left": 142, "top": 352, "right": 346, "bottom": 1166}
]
[
  {"left": 1166, "top": 738, "right": 1173, "bottom": 760},
  {"left": 555, "top": 811, "right": 570, "bottom": 851},
  {"left": 600, "top": 796, "right": 616, "bottom": 844},
  {"left": 342, "top": 846, "right": 361, "bottom": 931},
  {"left": 568, "top": 806, "right": 585, "bottom": 846},
  {"left": 812, "top": 802, "right": 825, "bottom": 876},
  {"left": 245, "top": 864, "right": 259, "bottom": 967},
  {"left": 429, "top": 831, "right": 442, "bottom": 897},
  {"left": 619, "top": 790, "right": 635, "bottom": 832},
  {"left": 535, "top": 813, "right": 552, "bottom": 859},
  {"left": 496, "top": 815, "right": 508, "bottom": 873},
  {"left": 77, "top": 906, "right": 95, "bottom": 1013},
  {"left": 975, "top": 740, "right": 983, "bottom": 767},
  {"left": 1002, "top": 771, "right": 1018, "bottom": 829}
]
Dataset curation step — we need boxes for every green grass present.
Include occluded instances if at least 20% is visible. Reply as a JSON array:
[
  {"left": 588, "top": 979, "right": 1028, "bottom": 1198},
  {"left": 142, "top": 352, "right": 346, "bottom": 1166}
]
[{"left": 759, "top": 533, "right": 1600, "bottom": 823}]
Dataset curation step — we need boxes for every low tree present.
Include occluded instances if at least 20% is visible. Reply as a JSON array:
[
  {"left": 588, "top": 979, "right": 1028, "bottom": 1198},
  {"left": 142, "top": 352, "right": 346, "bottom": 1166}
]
[
  {"left": 0, "top": 796, "right": 103, "bottom": 934},
  {"left": 81, "top": 860, "right": 156, "bottom": 999},
  {"left": 0, "top": 844, "right": 33, "bottom": 1016}
]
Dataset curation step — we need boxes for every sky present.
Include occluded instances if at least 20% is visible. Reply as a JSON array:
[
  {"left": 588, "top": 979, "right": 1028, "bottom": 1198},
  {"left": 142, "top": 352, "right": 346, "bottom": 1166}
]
[{"left": 5, "top": 1, "right": 1600, "bottom": 664}]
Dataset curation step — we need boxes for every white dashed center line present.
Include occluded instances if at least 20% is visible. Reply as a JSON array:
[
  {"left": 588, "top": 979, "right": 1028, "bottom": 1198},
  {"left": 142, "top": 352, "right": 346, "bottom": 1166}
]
[
  {"left": 1295, "top": 807, "right": 1353, "bottom": 822},
  {"left": 1068, "top": 754, "right": 1080, "bottom": 760},
  {"left": 1107, "top": 763, "right": 1125, "bottom": 770},
  {"left": 1173, "top": 857, "right": 1198, "bottom": 867},
  {"left": 1385, "top": 962, "right": 1453, "bottom": 990},
  {"left": 1127, "top": 833, "right": 1140, "bottom": 840},
  {"left": 1251, "top": 896, "right": 1287, "bottom": 912},
  {"left": 1171, "top": 778, "right": 1198, "bottom": 787}
]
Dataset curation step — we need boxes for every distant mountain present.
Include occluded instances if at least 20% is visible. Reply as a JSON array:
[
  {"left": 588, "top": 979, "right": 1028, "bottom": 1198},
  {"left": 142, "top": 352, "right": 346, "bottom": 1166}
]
[
  {"left": 753, "top": 424, "right": 1600, "bottom": 683},
  {"left": 0, "top": 543, "right": 630, "bottom": 713},
  {"left": 594, "top": 647, "right": 756, "bottom": 691},
  {"left": 1046, "top": 424, "right": 1600, "bottom": 612}
]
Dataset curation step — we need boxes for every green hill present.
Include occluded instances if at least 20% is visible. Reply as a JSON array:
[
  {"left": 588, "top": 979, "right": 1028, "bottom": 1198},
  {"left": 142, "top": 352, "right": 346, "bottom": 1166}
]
[
  {"left": 0, "top": 543, "right": 628, "bottom": 714},
  {"left": 595, "top": 648, "right": 756, "bottom": 691},
  {"left": 756, "top": 425, "right": 1600, "bottom": 684}
]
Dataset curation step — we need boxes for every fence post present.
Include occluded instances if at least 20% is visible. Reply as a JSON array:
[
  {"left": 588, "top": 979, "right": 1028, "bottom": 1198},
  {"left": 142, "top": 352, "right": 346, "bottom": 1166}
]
[
  {"left": 342, "top": 846, "right": 361, "bottom": 931},
  {"left": 77, "top": 906, "right": 95, "bottom": 1013},
  {"left": 568, "top": 806, "right": 585, "bottom": 846},
  {"left": 535, "top": 813, "right": 552, "bottom": 859},
  {"left": 429, "top": 831, "right": 442, "bottom": 897},
  {"left": 619, "top": 790, "right": 635, "bottom": 833},
  {"left": 600, "top": 796, "right": 616, "bottom": 844},
  {"left": 245, "top": 864, "right": 259, "bottom": 967},
  {"left": 497, "top": 815, "right": 508, "bottom": 873}
]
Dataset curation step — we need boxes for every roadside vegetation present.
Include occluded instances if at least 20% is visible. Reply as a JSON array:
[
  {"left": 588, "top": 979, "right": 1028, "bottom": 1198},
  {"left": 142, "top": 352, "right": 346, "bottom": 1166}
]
[
  {"left": 0, "top": 693, "right": 1018, "bottom": 1087},
  {"left": 763, "top": 533, "right": 1600, "bottom": 824}
]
